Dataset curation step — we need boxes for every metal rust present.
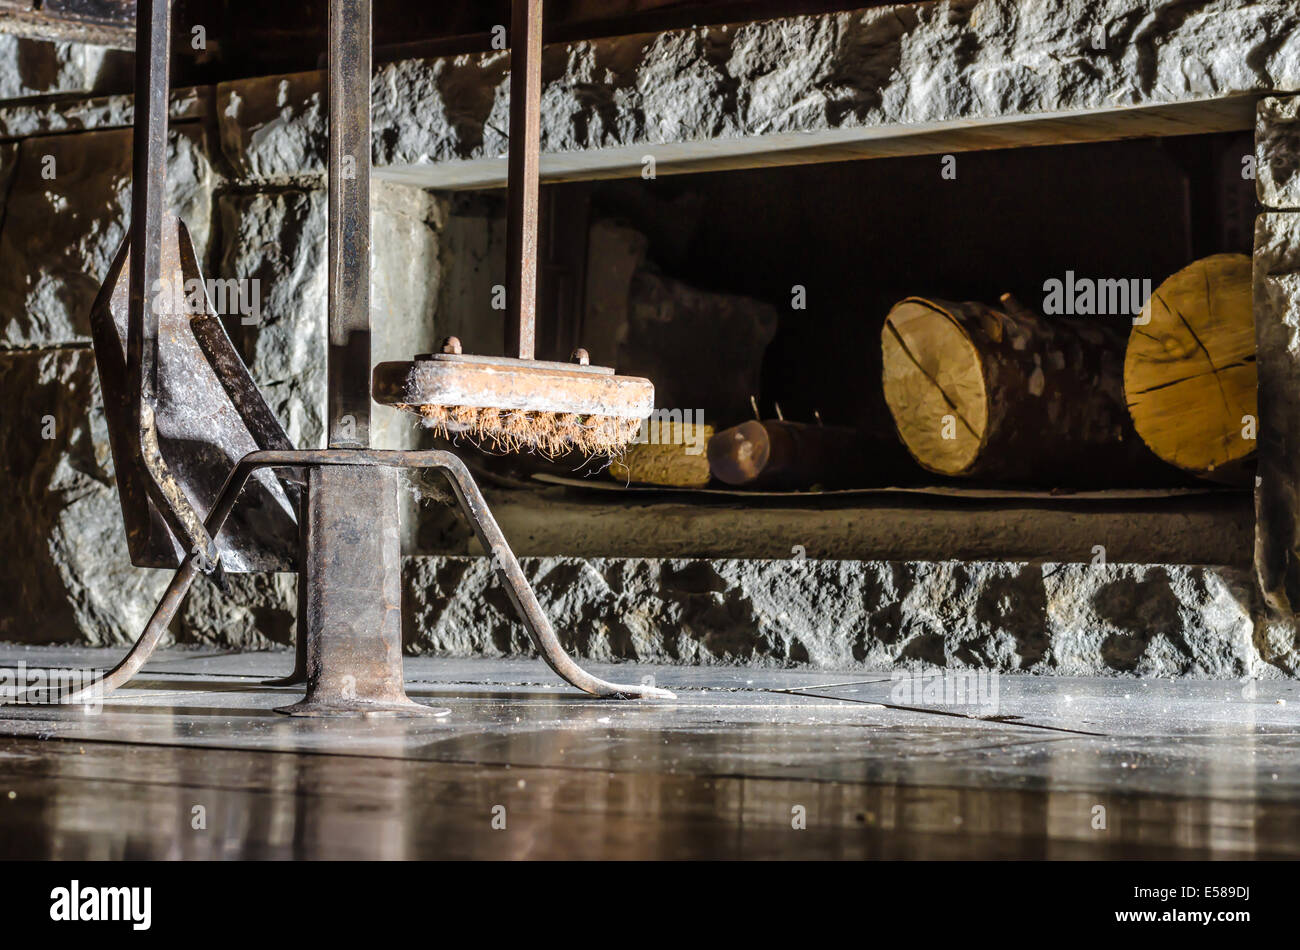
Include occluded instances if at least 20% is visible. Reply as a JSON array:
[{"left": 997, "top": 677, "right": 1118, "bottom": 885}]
[
  {"left": 277, "top": 466, "right": 441, "bottom": 717},
  {"left": 137, "top": 401, "right": 221, "bottom": 583},
  {"left": 125, "top": 0, "right": 168, "bottom": 430},
  {"left": 120, "top": 0, "right": 214, "bottom": 573},
  {"left": 506, "top": 0, "right": 544, "bottom": 361},
  {"left": 66, "top": 0, "right": 672, "bottom": 717},
  {"left": 327, "top": 0, "right": 373, "bottom": 449},
  {"left": 90, "top": 0, "right": 297, "bottom": 573},
  {"left": 181, "top": 229, "right": 297, "bottom": 464}
]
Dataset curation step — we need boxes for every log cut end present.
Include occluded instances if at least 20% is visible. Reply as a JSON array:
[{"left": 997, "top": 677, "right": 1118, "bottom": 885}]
[
  {"left": 881, "top": 299, "right": 989, "bottom": 476},
  {"left": 1124, "top": 254, "right": 1256, "bottom": 478}
]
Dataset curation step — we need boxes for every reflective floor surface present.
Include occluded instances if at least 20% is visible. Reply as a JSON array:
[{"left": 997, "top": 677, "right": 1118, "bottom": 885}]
[{"left": 0, "top": 644, "right": 1297, "bottom": 859}]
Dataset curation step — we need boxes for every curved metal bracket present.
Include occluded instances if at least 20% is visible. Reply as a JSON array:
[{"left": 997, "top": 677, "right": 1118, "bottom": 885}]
[
  {"left": 14, "top": 449, "right": 673, "bottom": 707},
  {"left": 433, "top": 453, "right": 673, "bottom": 699}
]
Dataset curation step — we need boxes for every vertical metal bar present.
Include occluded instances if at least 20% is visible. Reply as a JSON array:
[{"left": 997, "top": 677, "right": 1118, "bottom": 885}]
[
  {"left": 327, "top": 0, "right": 373, "bottom": 448},
  {"left": 278, "top": 466, "right": 438, "bottom": 717},
  {"left": 506, "top": 0, "right": 543, "bottom": 361},
  {"left": 126, "top": 0, "right": 171, "bottom": 423}
]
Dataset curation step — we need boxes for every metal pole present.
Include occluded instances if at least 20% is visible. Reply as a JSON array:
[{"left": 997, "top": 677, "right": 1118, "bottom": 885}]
[
  {"left": 126, "top": 0, "right": 171, "bottom": 427},
  {"left": 124, "top": 0, "right": 217, "bottom": 570},
  {"left": 505, "top": 0, "right": 543, "bottom": 361},
  {"left": 327, "top": 0, "right": 373, "bottom": 448},
  {"left": 303, "top": 0, "right": 428, "bottom": 717},
  {"left": 279, "top": 464, "right": 426, "bottom": 716}
]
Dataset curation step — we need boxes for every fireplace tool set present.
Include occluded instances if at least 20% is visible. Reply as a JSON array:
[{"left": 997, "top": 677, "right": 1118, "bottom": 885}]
[{"left": 33, "top": 0, "right": 669, "bottom": 714}]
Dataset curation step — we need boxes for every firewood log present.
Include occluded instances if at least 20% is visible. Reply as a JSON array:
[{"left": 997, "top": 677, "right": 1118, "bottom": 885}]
[
  {"left": 1123, "top": 254, "right": 1255, "bottom": 482},
  {"left": 882, "top": 295, "right": 1162, "bottom": 483}
]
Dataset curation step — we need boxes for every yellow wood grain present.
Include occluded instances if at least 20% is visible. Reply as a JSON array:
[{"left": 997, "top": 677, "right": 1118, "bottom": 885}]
[
  {"left": 882, "top": 299, "right": 988, "bottom": 476},
  {"left": 1124, "top": 254, "right": 1255, "bottom": 475}
]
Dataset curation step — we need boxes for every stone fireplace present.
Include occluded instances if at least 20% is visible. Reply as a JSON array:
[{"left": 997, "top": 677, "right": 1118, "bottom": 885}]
[{"left": 1, "top": 0, "right": 1298, "bottom": 680}]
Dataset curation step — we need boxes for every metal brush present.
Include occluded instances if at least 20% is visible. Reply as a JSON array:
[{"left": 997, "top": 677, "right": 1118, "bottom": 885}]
[{"left": 373, "top": 0, "right": 653, "bottom": 454}]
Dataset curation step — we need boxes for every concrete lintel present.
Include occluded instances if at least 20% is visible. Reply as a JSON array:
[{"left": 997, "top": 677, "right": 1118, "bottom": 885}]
[{"left": 376, "top": 96, "right": 1261, "bottom": 191}]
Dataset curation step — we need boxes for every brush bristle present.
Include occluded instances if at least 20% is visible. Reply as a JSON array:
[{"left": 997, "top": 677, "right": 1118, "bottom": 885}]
[{"left": 397, "top": 403, "right": 642, "bottom": 458}]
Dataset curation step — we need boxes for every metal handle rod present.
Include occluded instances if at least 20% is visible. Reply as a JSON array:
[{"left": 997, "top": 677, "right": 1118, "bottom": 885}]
[
  {"left": 505, "top": 0, "right": 543, "bottom": 360},
  {"left": 327, "top": 0, "right": 373, "bottom": 448},
  {"left": 126, "top": 0, "right": 171, "bottom": 430},
  {"left": 123, "top": 5, "right": 220, "bottom": 577},
  {"left": 21, "top": 450, "right": 673, "bottom": 706}
]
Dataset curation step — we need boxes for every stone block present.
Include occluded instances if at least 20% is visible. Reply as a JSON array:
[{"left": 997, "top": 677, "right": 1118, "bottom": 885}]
[
  {"left": 1258, "top": 96, "right": 1300, "bottom": 210},
  {"left": 215, "top": 181, "right": 444, "bottom": 450},
  {"left": 403, "top": 555, "right": 1273, "bottom": 678},
  {"left": 0, "top": 124, "right": 215, "bottom": 347},
  {"left": 0, "top": 33, "right": 129, "bottom": 101},
  {"left": 215, "top": 0, "right": 1300, "bottom": 187},
  {"left": 1254, "top": 212, "right": 1300, "bottom": 615},
  {"left": 0, "top": 347, "right": 167, "bottom": 646}
]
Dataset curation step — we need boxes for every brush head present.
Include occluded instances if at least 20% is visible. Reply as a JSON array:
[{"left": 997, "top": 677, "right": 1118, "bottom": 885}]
[
  {"left": 373, "top": 353, "right": 653, "bottom": 457},
  {"left": 408, "top": 405, "right": 643, "bottom": 456}
]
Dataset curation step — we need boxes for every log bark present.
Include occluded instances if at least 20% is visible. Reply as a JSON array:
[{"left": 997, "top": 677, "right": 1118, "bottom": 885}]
[
  {"left": 1123, "top": 254, "right": 1256, "bottom": 483},
  {"left": 881, "top": 296, "right": 1164, "bottom": 484}
]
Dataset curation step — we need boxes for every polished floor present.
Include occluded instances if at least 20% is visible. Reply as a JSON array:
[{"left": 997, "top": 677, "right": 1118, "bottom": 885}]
[{"left": 0, "top": 644, "right": 1297, "bottom": 859}]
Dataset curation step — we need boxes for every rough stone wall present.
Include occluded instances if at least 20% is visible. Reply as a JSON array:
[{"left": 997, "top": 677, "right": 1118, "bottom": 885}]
[
  {"left": 398, "top": 556, "right": 1288, "bottom": 678},
  {"left": 1254, "top": 96, "right": 1300, "bottom": 650},
  {"left": 1256, "top": 96, "right": 1300, "bottom": 210},
  {"left": 0, "top": 40, "right": 158, "bottom": 648},
  {"left": 0, "top": 347, "right": 168, "bottom": 645},
  {"left": 0, "top": 98, "right": 221, "bottom": 646},
  {"left": 0, "top": 125, "right": 215, "bottom": 348},
  {"left": 0, "top": 14, "right": 1297, "bottom": 673},
  {"left": 166, "top": 553, "right": 1285, "bottom": 678},
  {"left": 212, "top": 0, "right": 1300, "bottom": 187},
  {"left": 0, "top": 33, "right": 130, "bottom": 101}
]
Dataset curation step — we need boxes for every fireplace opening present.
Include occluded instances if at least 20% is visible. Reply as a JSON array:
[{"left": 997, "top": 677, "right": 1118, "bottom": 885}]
[{"left": 414, "top": 130, "right": 1259, "bottom": 569}]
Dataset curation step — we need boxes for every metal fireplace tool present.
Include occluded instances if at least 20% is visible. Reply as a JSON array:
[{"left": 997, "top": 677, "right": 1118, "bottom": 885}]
[{"left": 39, "top": 0, "right": 670, "bottom": 714}]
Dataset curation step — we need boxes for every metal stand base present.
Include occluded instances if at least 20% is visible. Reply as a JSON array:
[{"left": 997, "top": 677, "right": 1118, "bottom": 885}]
[
  {"left": 277, "top": 699, "right": 450, "bottom": 719},
  {"left": 274, "top": 465, "right": 443, "bottom": 719},
  {"left": 43, "top": 449, "right": 672, "bottom": 710}
]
